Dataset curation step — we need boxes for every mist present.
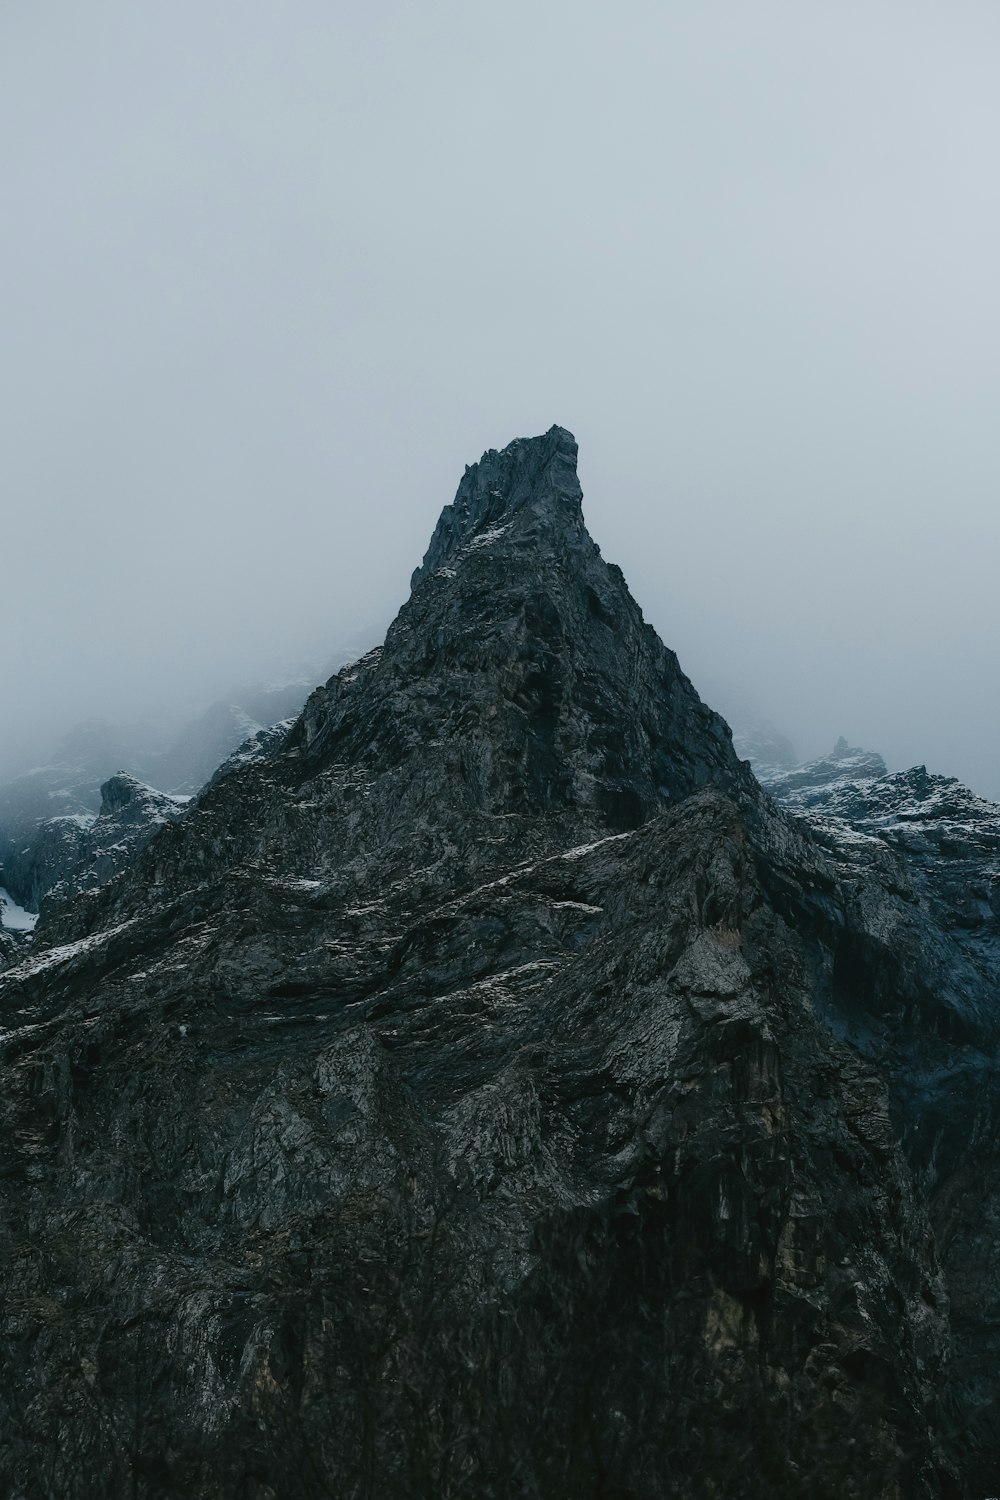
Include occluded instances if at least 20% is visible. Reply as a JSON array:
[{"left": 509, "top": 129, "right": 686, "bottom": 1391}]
[{"left": 3, "top": 2, "right": 999, "bottom": 796}]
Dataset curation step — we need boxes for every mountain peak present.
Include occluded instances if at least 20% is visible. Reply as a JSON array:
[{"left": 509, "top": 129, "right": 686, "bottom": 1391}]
[
  {"left": 411, "top": 425, "right": 582, "bottom": 589},
  {"left": 290, "top": 427, "right": 747, "bottom": 836},
  {"left": 1, "top": 426, "right": 983, "bottom": 1498}
]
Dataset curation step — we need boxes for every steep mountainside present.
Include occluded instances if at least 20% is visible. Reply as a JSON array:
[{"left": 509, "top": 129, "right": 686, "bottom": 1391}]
[
  {"left": 149, "top": 688, "right": 309, "bottom": 795},
  {"left": 0, "top": 428, "right": 991, "bottom": 1497},
  {"left": 203, "top": 718, "right": 296, "bottom": 791}
]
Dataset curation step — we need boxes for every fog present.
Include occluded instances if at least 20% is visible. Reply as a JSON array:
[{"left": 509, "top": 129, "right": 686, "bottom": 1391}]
[{"left": 3, "top": 2, "right": 999, "bottom": 795}]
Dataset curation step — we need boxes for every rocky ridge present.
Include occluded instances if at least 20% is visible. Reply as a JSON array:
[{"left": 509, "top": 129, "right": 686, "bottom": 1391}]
[
  {"left": 203, "top": 718, "right": 296, "bottom": 791},
  {"left": 0, "top": 428, "right": 989, "bottom": 1497}
]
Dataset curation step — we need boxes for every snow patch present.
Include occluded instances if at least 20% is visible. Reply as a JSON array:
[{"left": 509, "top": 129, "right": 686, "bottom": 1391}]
[
  {"left": 0, "top": 888, "right": 38, "bottom": 932},
  {"left": 561, "top": 830, "right": 637, "bottom": 861},
  {"left": 7, "top": 919, "right": 136, "bottom": 978},
  {"left": 466, "top": 522, "right": 512, "bottom": 551}
]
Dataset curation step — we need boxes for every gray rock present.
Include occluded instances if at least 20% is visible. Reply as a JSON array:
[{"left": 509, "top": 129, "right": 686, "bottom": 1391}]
[{"left": 0, "top": 429, "right": 978, "bottom": 1497}]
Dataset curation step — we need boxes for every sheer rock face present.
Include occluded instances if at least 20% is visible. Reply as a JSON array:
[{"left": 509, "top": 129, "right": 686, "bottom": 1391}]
[{"left": 0, "top": 430, "right": 981, "bottom": 1498}]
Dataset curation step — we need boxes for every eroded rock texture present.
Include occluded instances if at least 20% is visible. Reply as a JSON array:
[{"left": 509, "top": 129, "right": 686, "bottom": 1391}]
[{"left": 0, "top": 427, "right": 987, "bottom": 1498}]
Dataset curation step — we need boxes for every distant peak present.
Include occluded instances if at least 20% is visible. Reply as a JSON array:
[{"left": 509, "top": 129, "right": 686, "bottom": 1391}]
[
  {"left": 100, "top": 773, "right": 148, "bottom": 808},
  {"left": 411, "top": 426, "right": 583, "bottom": 588},
  {"left": 99, "top": 773, "right": 184, "bottom": 819},
  {"left": 465, "top": 424, "right": 578, "bottom": 481}
]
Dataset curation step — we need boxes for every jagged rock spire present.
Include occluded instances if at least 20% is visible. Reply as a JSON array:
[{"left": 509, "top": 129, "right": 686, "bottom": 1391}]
[
  {"left": 411, "top": 425, "right": 584, "bottom": 589},
  {"left": 297, "top": 426, "right": 748, "bottom": 829}
]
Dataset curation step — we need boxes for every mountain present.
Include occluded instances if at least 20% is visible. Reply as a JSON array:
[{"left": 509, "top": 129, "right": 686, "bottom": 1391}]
[
  {"left": 202, "top": 717, "right": 297, "bottom": 791},
  {"left": 0, "top": 427, "right": 991, "bottom": 1496},
  {"left": 731, "top": 717, "right": 799, "bottom": 775},
  {"left": 146, "top": 686, "right": 311, "bottom": 795},
  {"left": 0, "top": 686, "right": 312, "bottom": 925},
  {"left": 0, "top": 773, "right": 189, "bottom": 920},
  {"left": 758, "top": 735, "right": 889, "bottom": 803}
]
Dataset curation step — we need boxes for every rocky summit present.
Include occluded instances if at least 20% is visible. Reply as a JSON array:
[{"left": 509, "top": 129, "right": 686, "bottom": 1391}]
[{"left": 1, "top": 427, "right": 997, "bottom": 1497}]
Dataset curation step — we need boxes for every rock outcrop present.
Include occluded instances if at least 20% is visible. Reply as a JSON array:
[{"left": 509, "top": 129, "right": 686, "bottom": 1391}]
[
  {"left": 758, "top": 737, "right": 889, "bottom": 803},
  {"left": 0, "top": 773, "right": 188, "bottom": 918},
  {"left": 149, "top": 690, "right": 308, "bottom": 795},
  {"left": 0, "top": 428, "right": 989, "bottom": 1497},
  {"left": 203, "top": 718, "right": 296, "bottom": 791}
]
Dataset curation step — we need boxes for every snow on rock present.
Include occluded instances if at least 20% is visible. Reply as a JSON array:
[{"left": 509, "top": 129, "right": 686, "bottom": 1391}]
[
  {"left": 764, "top": 740, "right": 1000, "bottom": 941},
  {"left": 758, "top": 737, "right": 889, "bottom": 807},
  {"left": 204, "top": 720, "right": 295, "bottom": 789},
  {"left": 3, "top": 918, "right": 137, "bottom": 980},
  {"left": 1, "top": 773, "right": 190, "bottom": 918},
  {"left": 465, "top": 522, "right": 512, "bottom": 551},
  {"left": 0, "top": 887, "right": 38, "bottom": 932}
]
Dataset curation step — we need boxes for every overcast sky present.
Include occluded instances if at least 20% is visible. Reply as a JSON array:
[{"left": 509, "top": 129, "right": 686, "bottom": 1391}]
[{"left": 3, "top": 2, "right": 1000, "bottom": 794}]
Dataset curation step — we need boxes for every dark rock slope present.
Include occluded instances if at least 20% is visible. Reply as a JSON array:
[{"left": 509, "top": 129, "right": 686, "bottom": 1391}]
[
  {"left": 0, "top": 428, "right": 986, "bottom": 1498},
  {"left": 762, "top": 740, "right": 1000, "bottom": 1493}
]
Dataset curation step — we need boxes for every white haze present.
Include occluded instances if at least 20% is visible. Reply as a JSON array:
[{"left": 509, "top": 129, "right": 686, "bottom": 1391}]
[{"left": 2, "top": 2, "right": 999, "bottom": 796}]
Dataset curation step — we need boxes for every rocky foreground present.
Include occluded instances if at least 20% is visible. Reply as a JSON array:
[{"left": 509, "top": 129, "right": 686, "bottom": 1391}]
[{"left": 1, "top": 428, "right": 996, "bottom": 1497}]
